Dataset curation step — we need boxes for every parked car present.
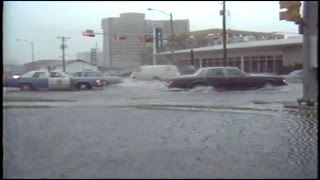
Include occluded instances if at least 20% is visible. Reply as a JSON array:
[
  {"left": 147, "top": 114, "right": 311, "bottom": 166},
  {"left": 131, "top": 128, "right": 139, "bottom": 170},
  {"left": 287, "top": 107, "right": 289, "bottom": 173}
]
[
  {"left": 3, "top": 70, "right": 104, "bottom": 91},
  {"left": 130, "top": 65, "right": 180, "bottom": 81},
  {"left": 73, "top": 71, "right": 123, "bottom": 85},
  {"left": 283, "top": 69, "right": 303, "bottom": 83},
  {"left": 166, "top": 67, "right": 288, "bottom": 91}
]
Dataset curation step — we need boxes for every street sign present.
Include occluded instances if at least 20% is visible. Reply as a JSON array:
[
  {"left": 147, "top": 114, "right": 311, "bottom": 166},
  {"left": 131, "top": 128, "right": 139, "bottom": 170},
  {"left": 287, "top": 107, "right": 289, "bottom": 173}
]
[
  {"left": 155, "top": 28, "right": 163, "bottom": 49},
  {"left": 145, "top": 21, "right": 163, "bottom": 28},
  {"left": 91, "top": 48, "right": 97, "bottom": 65}
]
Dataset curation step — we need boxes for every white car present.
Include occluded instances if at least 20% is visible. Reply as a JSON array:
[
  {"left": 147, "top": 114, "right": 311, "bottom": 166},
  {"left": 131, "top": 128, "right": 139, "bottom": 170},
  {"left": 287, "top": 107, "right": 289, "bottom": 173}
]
[
  {"left": 3, "top": 70, "right": 104, "bottom": 91},
  {"left": 130, "top": 65, "right": 180, "bottom": 81},
  {"left": 284, "top": 70, "right": 303, "bottom": 83}
]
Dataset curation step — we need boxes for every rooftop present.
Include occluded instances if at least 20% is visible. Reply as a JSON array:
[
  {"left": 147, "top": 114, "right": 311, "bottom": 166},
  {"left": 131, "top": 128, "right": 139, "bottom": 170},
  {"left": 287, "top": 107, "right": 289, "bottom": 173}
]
[
  {"left": 24, "top": 59, "right": 95, "bottom": 66},
  {"left": 157, "top": 36, "right": 302, "bottom": 55}
]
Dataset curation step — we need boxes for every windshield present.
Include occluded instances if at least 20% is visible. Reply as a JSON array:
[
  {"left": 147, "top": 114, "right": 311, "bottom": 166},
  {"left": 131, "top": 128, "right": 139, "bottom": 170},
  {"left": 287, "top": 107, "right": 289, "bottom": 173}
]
[
  {"left": 3, "top": 1, "right": 317, "bottom": 179},
  {"left": 21, "top": 71, "right": 35, "bottom": 77}
]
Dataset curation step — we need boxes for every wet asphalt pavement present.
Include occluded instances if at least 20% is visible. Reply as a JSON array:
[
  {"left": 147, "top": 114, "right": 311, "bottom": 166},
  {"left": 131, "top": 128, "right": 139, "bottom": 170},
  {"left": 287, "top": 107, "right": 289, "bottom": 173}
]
[{"left": 3, "top": 80, "right": 318, "bottom": 178}]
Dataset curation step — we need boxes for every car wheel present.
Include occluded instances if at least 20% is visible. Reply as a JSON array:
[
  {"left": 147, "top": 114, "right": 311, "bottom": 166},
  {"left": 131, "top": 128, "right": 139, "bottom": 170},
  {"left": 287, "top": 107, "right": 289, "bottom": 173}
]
[
  {"left": 20, "top": 83, "right": 33, "bottom": 91},
  {"left": 76, "top": 83, "right": 91, "bottom": 90},
  {"left": 153, "top": 77, "right": 161, "bottom": 81},
  {"left": 260, "top": 81, "right": 274, "bottom": 88}
]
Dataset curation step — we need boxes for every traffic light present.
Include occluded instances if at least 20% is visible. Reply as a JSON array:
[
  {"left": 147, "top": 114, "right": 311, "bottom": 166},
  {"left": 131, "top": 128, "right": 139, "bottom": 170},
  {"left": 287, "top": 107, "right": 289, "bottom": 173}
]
[
  {"left": 82, "top": 30, "right": 95, "bottom": 37},
  {"left": 114, "top": 35, "right": 126, "bottom": 40},
  {"left": 279, "top": 1, "right": 302, "bottom": 24}
]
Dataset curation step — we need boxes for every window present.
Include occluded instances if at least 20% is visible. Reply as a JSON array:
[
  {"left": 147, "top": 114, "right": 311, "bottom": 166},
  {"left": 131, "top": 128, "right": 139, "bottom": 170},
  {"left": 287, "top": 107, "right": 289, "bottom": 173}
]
[
  {"left": 32, "top": 72, "right": 47, "bottom": 78},
  {"left": 73, "top": 72, "right": 82, "bottom": 77},
  {"left": 50, "top": 72, "right": 62, "bottom": 78},
  {"left": 208, "top": 69, "right": 225, "bottom": 77},
  {"left": 226, "top": 68, "right": 244, "bottom": 77},
  {"left": 196, "top": 68, "right": 208, "bottom": 77},
  {"left": 22, "top": 71, "right": 35, "bottom": 77},
  {"left": 84, "top": 72, "right": 102, "bottom": 77},
  {"left": 84, "top": 72, "right": 93, "bottom": 77}
]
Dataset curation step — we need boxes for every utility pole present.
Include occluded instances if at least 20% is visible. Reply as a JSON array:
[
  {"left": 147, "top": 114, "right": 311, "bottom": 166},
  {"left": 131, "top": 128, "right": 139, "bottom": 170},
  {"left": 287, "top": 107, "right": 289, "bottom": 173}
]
[
  {"left": 57, "top": 36, "right": 70, "bottom": 72},
  {"left": 222, "top": 1, "right": 227, "bottom": 66},
  {"left": 297, "top": 1, "right": 318, "bottom": 106},
  {"left": 170, "top": 13, "right": 175, "bottom": 64},
  {"left": 153, "top": 28, "right": 157, "bottom": 65}
]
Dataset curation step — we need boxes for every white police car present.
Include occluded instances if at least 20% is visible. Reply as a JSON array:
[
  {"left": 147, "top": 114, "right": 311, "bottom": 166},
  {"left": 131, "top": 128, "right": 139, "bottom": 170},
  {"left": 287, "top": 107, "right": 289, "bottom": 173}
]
[{"left": 3, "top": 70, "right": 104, "bottom": 91}]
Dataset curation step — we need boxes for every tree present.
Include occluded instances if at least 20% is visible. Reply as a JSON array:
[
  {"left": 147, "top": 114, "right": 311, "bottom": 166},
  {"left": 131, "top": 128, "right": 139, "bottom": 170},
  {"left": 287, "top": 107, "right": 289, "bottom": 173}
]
[{"left": 166, "top": 33, "right": 193, "bottom": 49}]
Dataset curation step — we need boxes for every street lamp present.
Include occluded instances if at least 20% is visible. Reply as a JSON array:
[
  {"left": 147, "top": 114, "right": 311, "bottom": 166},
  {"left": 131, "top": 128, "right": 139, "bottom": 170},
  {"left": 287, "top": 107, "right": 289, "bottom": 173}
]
[
  {"left": 190, "top": 35, "right": 195, "bottom": 67},
  {"left": 147, "top": 8, "right": 175, "bottom": 64},
  {"left": 221, "top": 1, "right": 227, "bottom": 66},
  {"left": 17, "top": 39, "right": 35, "bottom": 68}
]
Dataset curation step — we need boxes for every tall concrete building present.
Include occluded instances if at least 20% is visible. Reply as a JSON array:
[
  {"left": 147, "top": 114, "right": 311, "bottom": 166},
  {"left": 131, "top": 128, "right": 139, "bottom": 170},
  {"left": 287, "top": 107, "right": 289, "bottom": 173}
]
[{"left": 101, "top": 13, "right": 189, "bottom": 70}]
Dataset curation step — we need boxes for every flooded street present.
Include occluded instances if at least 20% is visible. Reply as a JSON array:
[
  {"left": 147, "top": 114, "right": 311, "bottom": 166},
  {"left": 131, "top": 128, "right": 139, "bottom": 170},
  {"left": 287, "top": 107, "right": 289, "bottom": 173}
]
[
  {"left": 4, "top": 1, "right": 318, "bottom": 179},
  {"left": 3, "top": 107, "right": 317, "bottom": 178},
  {"left": 3, "top": 81, "right": 318, "bottom": 178}
]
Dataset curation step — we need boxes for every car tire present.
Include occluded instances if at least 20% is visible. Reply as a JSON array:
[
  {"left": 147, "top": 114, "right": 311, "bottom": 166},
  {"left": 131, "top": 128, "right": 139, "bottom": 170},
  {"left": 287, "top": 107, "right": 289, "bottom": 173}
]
[
  {"left": 153, "top": 77, "right": 161, "bottom": 81},
  {"left": 20, "top": 83, "right": 33, "bottom": 91},
  {"left": 260, "top": 81, "right": 274, "bottom": 88},
  {"left": 76, "top": 83, "right": 91, "bottom": 90}
]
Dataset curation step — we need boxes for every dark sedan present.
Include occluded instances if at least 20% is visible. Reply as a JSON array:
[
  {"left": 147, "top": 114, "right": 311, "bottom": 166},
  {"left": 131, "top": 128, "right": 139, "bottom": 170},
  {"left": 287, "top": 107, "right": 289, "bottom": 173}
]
[{"left": 166, "top": 67, "right": 288, "bottom": 91}]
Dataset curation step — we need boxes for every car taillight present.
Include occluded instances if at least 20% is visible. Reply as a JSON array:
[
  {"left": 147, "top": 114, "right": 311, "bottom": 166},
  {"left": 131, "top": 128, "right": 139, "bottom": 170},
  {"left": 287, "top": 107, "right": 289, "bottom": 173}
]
[{"left": 167, "top": 80, "right": 174, "bottom": 85}]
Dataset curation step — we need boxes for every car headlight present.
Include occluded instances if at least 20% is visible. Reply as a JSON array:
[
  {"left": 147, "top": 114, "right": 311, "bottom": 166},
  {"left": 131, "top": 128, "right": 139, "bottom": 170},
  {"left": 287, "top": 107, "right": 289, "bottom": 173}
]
[
  {"left": 283, "top": 79, "right": 288, "bottom": 84},
  {"left": 96, "top": 80, "right": 101, "bottom": 83},
  {"left": 13, "top": 75, "right": 20, "bottom": 79}
]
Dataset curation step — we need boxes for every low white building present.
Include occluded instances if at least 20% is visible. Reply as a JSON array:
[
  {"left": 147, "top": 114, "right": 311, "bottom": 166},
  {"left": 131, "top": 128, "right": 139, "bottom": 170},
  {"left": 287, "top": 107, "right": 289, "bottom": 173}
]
[
  {"left": 24, "top": 59, "right": 98, "bottom": 74},
  {"left": 157, "top": 36, "right": 303, "bottom": 74},
  {"left": 54, "top": 59, "right": 98, "bottom": 73}
]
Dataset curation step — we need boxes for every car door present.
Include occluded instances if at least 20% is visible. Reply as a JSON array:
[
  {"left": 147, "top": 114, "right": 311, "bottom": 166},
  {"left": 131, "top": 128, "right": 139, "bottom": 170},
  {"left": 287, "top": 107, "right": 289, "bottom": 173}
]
[
  {"left": 29, "top": 71, "right": 49, "bottom": 89},
  {"left": 224, "top": 68, "right": 248, "bottom": 90},
  {"left": 206, "top": 69, "right": 227, "bottom": 89},
  {"left": 48, "top": 71, "right": 71, "bottom": 90}
]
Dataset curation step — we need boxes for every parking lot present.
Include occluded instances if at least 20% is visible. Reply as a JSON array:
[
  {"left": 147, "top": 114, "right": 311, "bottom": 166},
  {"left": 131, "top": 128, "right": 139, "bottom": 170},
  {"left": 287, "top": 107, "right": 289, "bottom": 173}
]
[{"left": 3, "top": 80, "right": 318, "bottom": 178}]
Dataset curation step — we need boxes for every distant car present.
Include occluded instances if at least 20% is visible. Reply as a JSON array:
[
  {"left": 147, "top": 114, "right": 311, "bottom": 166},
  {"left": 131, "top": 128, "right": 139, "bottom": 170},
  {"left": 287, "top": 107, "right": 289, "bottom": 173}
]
[
  {"left": 104, "top": 71, "right": 120, "bottom": 76},
  {"left": 166, "top": 67, "right": 288, "bottom": 91},
  {"left": 284, "top": 69, "right": 303, "bottom": 83},
  {"left": 117, "top": 71, "right": 132, "bottom": 77},
  {"left": 130, "top": 65, "right": 180, "bottom": 81},
  {"left": 3, "top": 70, "right": 104, "bottom": 91},
  {"left": 73, "top": 71, "right": 123, "bottom": 85}
]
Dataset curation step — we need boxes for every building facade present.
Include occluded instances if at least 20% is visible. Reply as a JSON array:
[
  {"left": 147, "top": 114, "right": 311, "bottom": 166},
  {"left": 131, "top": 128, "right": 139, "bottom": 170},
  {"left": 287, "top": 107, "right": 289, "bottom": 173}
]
[
  {"left": 101, "top": 13, "right": 190, "bottom": 70},
  {"left": 157, "top": 36, "right": 303, "bottom": 75}
]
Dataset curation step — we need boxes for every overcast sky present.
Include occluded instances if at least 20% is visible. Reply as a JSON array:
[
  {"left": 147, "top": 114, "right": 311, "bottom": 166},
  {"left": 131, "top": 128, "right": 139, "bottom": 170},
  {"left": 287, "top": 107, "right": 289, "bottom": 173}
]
[{"left": 3, "top": 1, "right": 301, "bottom": 65}]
